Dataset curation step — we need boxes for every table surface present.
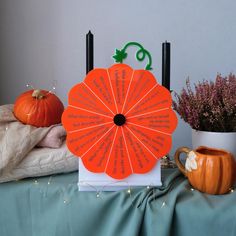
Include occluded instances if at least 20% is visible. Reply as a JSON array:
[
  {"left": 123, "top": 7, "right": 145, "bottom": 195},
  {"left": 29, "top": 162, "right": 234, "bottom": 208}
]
[{"left": 0, "top": 169, "right": 236, "bottom": 236}]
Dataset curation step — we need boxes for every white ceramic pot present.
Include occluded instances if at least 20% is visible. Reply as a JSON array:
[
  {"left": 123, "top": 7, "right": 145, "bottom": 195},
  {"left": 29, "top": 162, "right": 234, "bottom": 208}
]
[{"left": 192, "top": 129, "right": 236, "bottom": 160}]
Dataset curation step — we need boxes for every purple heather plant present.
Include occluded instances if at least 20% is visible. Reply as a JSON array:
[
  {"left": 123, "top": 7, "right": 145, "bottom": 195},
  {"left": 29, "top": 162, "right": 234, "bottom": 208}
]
[{"left": 173, "top": 74, "right": 236, "bottom": 132}]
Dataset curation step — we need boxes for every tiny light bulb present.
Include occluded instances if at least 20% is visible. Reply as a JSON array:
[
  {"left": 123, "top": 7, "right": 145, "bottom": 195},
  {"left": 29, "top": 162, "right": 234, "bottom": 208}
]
[
  {"left": 26, "top": 84, "right": 34, "bottom": 89},
  {"left": 161, "top": 202, "right": 166, "bottom": 208}
]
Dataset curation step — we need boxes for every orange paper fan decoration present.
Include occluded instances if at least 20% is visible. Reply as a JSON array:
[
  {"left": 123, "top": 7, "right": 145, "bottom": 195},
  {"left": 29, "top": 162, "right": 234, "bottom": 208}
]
[{"left": 62, "top": 64, "right": 177, "bottom": 179}]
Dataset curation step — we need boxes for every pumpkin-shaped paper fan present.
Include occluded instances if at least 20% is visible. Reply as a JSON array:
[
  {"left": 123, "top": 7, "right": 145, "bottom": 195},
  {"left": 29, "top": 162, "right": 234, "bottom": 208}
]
[{"left": 62, "top": 64, "right": 177, "bottom": 179}]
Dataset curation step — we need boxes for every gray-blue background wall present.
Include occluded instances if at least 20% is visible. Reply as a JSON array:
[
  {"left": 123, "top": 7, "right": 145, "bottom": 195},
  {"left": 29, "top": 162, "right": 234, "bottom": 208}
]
[{"left": 0, "top": 0, "right": 235, "bottom": 154}]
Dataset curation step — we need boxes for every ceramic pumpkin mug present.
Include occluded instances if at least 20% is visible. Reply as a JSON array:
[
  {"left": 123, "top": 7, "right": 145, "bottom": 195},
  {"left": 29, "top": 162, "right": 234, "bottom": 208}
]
[{"left": 174, "top": 146, "right": 235, "bottom": 195}]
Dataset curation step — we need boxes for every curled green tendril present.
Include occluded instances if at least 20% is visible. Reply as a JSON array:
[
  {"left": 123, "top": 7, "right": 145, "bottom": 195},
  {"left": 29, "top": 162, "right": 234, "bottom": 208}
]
[{"left": 112, "top": 42, "right": 153, "bottom": 70}]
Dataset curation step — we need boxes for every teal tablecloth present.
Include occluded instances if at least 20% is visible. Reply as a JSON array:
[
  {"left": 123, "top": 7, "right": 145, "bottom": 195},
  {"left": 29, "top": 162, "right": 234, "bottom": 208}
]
[{"left": 0, "top": 169, "right": 236, "bottom": 236}]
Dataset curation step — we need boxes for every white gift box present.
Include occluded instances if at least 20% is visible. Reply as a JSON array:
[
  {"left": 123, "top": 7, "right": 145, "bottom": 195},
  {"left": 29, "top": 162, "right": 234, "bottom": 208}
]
[{"left": 78, "top": 159, "right": 162, "bottom": 191}]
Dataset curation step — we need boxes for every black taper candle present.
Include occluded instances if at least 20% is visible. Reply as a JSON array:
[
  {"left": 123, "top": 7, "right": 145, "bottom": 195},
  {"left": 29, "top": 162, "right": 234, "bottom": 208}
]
[
  {"left": 162, "top": 41, "right": 171, "bottom": 90},
  {"left": 86, "top": 30, "right": 94, "bottom": 74}
]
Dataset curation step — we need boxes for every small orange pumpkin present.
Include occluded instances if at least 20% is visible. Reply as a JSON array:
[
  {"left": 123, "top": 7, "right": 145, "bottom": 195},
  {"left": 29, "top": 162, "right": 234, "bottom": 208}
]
[
  {"left": 14, "top": 89, "right": 64, "bottom": 127},
  {"left": 175, "top": 146, "right": 235, "bottom": 195}
]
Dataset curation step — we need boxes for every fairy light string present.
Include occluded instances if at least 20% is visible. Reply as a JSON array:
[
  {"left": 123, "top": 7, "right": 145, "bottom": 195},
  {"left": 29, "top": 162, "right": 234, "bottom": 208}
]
[
  {"left": 24, "top": 81, "right": 58, "bottom": 120},
  {"left": 3, "top": 82, "right": 234, "bottom": 207},
  {"left": 4, "top": 124, "right": 235, "bottom": 206},
  {"left": 4, "top": 45, "right": 215, "bottom": 210},
  {"left": 26, "top": 80, "right": 57, "bottom": 94},
  {"left": 8, "top": 171, "right": 235, "bottom": 207},
  {"left": 1, "top": 81, "right": 59, "bottom": 165}
]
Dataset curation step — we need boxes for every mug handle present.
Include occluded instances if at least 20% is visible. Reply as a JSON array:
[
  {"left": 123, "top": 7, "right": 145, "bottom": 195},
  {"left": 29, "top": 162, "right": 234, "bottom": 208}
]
[{"left": 174, "top": 147, "right": 191, "bottom": 176}]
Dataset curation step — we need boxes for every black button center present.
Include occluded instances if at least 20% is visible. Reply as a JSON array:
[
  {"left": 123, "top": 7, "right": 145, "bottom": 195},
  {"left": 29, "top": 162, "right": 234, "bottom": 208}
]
[{"left": 113, "top": 114, "right": 126, "bottom": 126}]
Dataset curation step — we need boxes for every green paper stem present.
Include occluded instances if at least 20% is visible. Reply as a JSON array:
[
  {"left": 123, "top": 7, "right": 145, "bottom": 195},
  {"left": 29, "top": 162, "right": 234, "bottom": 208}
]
[{"left": 112, "top": 42, "right": 153, "bottom": 70}]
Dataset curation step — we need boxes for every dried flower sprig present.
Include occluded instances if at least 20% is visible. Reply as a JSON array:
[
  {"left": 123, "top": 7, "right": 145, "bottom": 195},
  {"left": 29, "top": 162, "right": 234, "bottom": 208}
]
[{"left": 173, "top": 74, "right": 236, "bottom": 132}]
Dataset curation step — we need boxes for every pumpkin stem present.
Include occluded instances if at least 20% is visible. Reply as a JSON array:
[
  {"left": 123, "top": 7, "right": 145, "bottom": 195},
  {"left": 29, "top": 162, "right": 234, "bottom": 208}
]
[
  {"left": 32, "top": 89, "right": 45, "bottom": 99},
  {"left": 112, "top": 42, "right": 153, "bottom": 70}
]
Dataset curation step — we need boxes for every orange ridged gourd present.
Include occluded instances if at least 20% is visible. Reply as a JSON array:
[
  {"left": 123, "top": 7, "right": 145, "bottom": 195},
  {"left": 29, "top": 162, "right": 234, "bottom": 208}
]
[{"left": 14, "top": 89, "right": 64, "bottom": 127}]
